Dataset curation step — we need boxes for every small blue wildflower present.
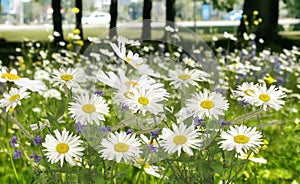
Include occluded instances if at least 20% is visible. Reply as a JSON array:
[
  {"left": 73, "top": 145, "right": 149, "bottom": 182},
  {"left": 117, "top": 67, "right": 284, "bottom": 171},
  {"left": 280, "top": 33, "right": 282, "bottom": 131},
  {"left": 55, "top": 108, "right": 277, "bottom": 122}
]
[
  {"left": 149, "top": 130, "right": 160, "bottom": 139},
  {"left": 220, "top": 120, "right": 231, "bottom": 127},
  {"left": 13, "top": 150, "right": 22, "bottom": 159},
  {"left": 241, "top": 100, "right": 248, "bottom": 107},
  {"left": 100, "top": 126, "right": 112, "bottom": 133},
  {"left": 126, "top": 129, "right": 133, "bottom": 135},
  {"left": 146, "top": 144, "right": 158, "bottom": 153},
  {"left": 33, "top": 135, "right": 43, "bottom": 146},
  {"left": 194, "top": 116, "right": 206, "bottom": 127},
  {"left": 75, "top": 122, "right": 85, "bottom": 133},
  {"left": 10, "top": 136, "right": 18, "bottom": 148},
  {"left": 120, "top": 103, "right": 129, "bottom": 110},
  {"left": 30, "top": 152, "right": 41, "bottom": 163},
  {"left": 94, "top": 90, "right": 105, "bottom": 96},
  {"left": 213, "top": 88, "right": 223, "bottom": 94}
]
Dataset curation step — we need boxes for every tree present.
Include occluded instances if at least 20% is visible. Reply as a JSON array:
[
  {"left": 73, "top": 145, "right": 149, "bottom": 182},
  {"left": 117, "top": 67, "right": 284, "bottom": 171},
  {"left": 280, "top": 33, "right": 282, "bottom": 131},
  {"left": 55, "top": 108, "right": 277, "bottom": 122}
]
[
  {"left": 142, "top": 0, "right": 152, "bottom": 40},
  {"left": 163, "top": 0, "right": 176, "bottom": 41},
  {"left": 109, "top": 0, "right": 118, "bottom": 39},
  {"left": 75, "top": 0, "right": 83, "bottom": 39},
  {"left": 238, "top": 0, "right": 279, "bottom": 45},
  {"left": 52, "top": 0, "right": 64, "bottom": 43},
  {"left": 166, "top": 0, "right": 176, "bottom": 29}
]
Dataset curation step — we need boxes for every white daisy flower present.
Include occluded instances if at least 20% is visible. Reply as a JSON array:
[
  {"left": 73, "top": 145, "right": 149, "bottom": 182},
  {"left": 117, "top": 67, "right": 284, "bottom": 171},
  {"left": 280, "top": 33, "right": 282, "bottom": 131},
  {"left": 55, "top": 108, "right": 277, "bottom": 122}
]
[
  {"left": 186, "top": 91, "right": 229, "bottom": 120},
  {"left": 126, "top": 86, "right": 168, "bottom": 115},
  {"left": 42, "top": 129, "right": 85, "bottom": 167},
  {"left": 110, "top": 36, "right": 143, "bottom": 64},
  {"left": 34, "top": 69, "right": 50, "bottom": 80},
  {"left": 0, "top": 87, "right": 30, "bottom": 112},
  {"left": 51, "top": 68, "right": 86, "bottom": 90},
  {"left": 98, "top": 70, "right": 168, "bottom": 108},
  {"left": 233, "top": 82, "right": 257, "bottom": 99},
  {"left": 97, "top": 70, "right": 131, "bottom": 94},
  {"left": 159, "top": 123, "right": 202, "bottom": 156},
  {"left": 42, "top": 89, "right": 62, "bottom": 100},
  {"left": 69, "top": 93, "right": 110, "bottom": 125},
  {"left": 168, "top": 67, "right": 205, "bottom": 89},
  {"left": 182, "top": 57, "right": 196, "bottom": 67},
  {"left": 238, "top": 152, "right": 267, "bottom": 164},
  {"left": 135, "top": 158, "right": 166, "bottom": 178},
  {"left": 244, "top": 85, "right": 286, "bottom": 111},
  {"left": 98, "top": 70, "right": 158, "bottom": 91},
  {"left": 109, "top": 37, "right": 158, "bottom": 77},
  {"left": 99, "top": 131, "right": 142, "bottom": 163},
  {"left": 218, "top": 125, "right": 263, "bottom": 155},
  {"left": 0, "top": 68, "right": 46, "bottom": 92}
]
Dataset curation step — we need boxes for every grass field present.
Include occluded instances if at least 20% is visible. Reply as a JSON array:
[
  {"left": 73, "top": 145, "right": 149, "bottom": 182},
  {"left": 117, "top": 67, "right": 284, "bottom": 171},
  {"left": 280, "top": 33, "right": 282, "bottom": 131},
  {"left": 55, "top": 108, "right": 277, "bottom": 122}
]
[{"left": 0, "top": 24, "right": 300, "bottom": 183}]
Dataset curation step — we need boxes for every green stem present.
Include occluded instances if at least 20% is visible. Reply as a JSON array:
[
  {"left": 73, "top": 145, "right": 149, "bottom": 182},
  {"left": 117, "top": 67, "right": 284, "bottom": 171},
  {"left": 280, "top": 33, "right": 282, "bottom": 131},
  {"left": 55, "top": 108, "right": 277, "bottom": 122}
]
[
  {"left": 226, "top": 152, "right": 236, "bottom": 182},
  {"left": 165, "top": 159, "right": 181, "bottom": 183},
  {"left": 37, "top": 147, "right": 59, "bottom": 183},
  {"left": 135, "top": 168, "right": 143, "bottom": 184},
  {"left": 6, "top": 112, "right": 9, "bottom": 137},
  {"left": 6, "top": 114, "right": 33, "bottom": 139},
  {"left": 227, "top": 153, "right": 251, "bottom": 183},
  {"left": 8, "top": 144, "right": 20, "bottom": 184}
]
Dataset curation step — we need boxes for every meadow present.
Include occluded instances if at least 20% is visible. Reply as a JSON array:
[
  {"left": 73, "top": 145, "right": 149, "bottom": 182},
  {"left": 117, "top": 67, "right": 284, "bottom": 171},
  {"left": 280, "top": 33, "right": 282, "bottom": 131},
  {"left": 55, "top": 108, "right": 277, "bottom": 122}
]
[{"left": 0, "top": 26, "right": 299, "bottom": 184}]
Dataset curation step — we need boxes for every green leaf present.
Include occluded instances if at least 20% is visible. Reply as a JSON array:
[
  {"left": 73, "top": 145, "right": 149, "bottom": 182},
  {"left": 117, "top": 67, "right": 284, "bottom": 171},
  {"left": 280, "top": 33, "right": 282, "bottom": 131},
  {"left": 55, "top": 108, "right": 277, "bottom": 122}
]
[
  {"left": 55, "top": 101, "right": 66, "bottom": 119},
  {"left": 164, "top": 108, "right": 177, "bottom": 123},
  {"left": 211, "top": 161, "right": 224, "bottom": 175}
]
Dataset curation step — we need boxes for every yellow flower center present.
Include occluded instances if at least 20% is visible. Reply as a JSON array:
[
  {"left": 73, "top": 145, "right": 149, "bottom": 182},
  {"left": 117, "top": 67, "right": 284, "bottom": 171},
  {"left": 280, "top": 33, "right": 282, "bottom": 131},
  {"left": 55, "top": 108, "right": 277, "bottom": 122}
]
[
  {"left": 126, "top": 81, "right": 138, "bottom": 87},
  {"left": 114, "top": 142, "right": 129, "bottom": 152},
  {"left": 136, "top": 157, "right": 145, "bottom": 164},
  {"left": 200, "top": 100, "right": 214, "bottom": 109},
  {"left": 9, "top": 94, "right": 20, "bottom": 102},
  {"left": 124, "top": 91, "right": 134, "bottom": 99},
  {"left": 243, "top": 89, "right": 255, "bottom": 96},
  {"left": 138, "top": 97, "right": 149, "bottom": 105},
  {"left": 259, "top": 94, "right": 270, "bottom": 102},
  {"left": 186, "top": 59, "right": 191, "bottom": 65},
  {"left": 234, "top": 135, "right": 249, "bottom": 144},
  {"left": 1, "top": 73, "right": 21, "bottom": 80},
  {"left": 178, "top": 74, "right": 191, "bottom": 80},
  {"left": 60, "top": 74, "right": 73, "bottom": 81},
  {"left": 148, "top": 140, "right": 158, "bottom": 146},
  {"left": 144, "top": 163, "right": 151, "bottom": 169},
  {"left": 56, "top": 143, "right": 69, "bottom": 154},
  {"left": 173, "top": 135, "right": 187, "bottom": 145},
  {"left": 125, "top": 57, "right": 131, "bottom": 63},
  {"left": 82, "top": 104, "right": 96, "bottom": 113}
]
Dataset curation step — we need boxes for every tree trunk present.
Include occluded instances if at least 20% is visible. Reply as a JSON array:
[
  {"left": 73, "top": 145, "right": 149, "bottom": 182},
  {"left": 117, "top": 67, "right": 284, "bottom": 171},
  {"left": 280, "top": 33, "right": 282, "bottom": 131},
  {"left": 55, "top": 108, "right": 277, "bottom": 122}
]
[
  {"left": 238, "top": 0, "right": 279, "bottom": 45},
  {"left": 75, "top": 0, "right": 83, "bottom": 39},
  {"left": 109, "top": 0, "right": 118, "bottom": 39},
  {"left": 163, "top": 0, "right": 176, "bottom": 41},
  {"left": 142, "top": 0, "right": 152, "bottom": 40},
  {"left": 52, "top": 0, "right": 64, "bottom": 43},
  {"left": 255, "top": 0, "right": 279, "bottom": 44},
  {"left": 166, "top": 0, "right": 176, "bottom": 28}
]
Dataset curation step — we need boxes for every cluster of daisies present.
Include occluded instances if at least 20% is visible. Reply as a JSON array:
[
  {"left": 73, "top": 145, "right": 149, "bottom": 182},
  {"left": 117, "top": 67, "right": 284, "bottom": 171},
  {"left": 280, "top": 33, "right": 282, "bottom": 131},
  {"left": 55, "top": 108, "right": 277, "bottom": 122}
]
[{"left": 0, "top": 36, "right": 287, "bottom": 169}]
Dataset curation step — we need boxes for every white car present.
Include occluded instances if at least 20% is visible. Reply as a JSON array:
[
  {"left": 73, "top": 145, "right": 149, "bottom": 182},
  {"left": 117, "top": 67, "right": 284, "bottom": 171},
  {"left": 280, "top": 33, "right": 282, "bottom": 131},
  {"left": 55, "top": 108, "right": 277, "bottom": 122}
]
[{"left": 82, "top": 12, "right": 111, "bottom": 24}]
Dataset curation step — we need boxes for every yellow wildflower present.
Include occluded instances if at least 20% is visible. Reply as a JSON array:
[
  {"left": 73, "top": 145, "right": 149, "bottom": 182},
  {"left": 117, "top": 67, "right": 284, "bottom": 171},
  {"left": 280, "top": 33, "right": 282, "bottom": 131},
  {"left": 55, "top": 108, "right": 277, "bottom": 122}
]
[{"left": 72, "top": 7, "right": 80, "bottom": 14}]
